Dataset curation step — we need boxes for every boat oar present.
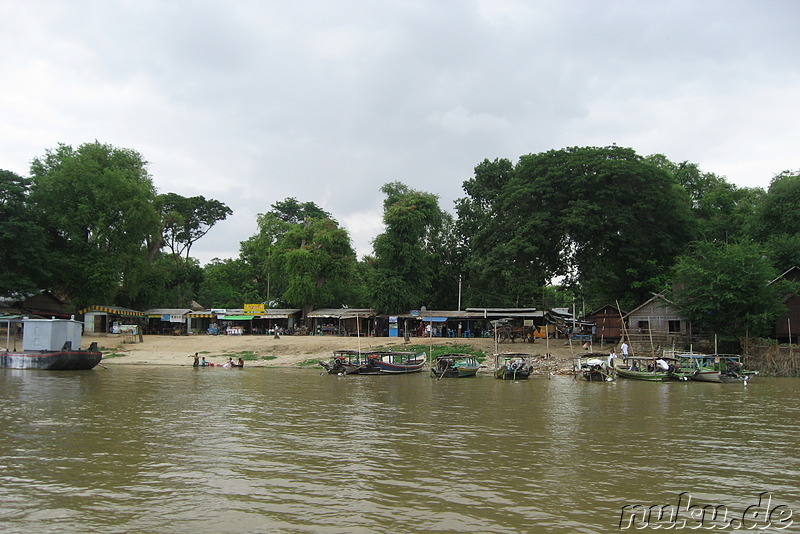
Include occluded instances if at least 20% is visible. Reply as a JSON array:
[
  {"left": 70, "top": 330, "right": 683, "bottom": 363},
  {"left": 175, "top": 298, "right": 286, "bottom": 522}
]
[{"left": 437, "top": 365, "right": 448, "bottom": 381}]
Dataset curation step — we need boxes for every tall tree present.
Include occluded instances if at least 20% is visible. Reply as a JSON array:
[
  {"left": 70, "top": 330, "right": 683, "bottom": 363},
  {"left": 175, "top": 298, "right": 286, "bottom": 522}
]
[
  {"left": 199, "top": 257, "right": 260, "bottom": 308},
  {"left": 280, "top": 217, "right": 357, "bottom": 317},
  {"left": 156, "top": 193, "right": 232, "bottom": 262},
  {"left": 28, "top": 142, "right": 159, "bottom": 309},
  {"left": 457, "top": 146, "right": 696, "bottom": 308},
  {"left": 270, "top": 197, "right": 332, "bottom": 224},
  {"left": 455, "top": 158, "right": 529, "bottom": 307},
  {"left": 752, "top": 171, "right": 800, "bottom": 272},
  {"left": 671, "top": 241, "right": 791, "bottom": 338},
  {"left": 239, "top": 213, "right": 290, "bottom": 305},
  {"left": 0, "top": 169, "right": 50, "bottom": 297},
  {"left": 646, "top": 155, "right": 763, "bottom": 243},
  {"left": 371, "top": 182, "right": 447, "bottom": 314},
  {"left": 239, "top": 198, "right": 356, "bottom": 315}
]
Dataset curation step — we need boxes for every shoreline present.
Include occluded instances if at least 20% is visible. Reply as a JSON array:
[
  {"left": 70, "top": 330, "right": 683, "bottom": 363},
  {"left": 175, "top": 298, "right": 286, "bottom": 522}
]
[{"left": 88, "top": 333, "right": 585, "bottom": 372}]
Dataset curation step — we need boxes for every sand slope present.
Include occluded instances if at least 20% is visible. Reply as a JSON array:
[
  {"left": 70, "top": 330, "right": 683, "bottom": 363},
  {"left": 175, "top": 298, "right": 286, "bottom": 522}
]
[{"left": 90, "top": 333, "right": 593, "bottom": 370}]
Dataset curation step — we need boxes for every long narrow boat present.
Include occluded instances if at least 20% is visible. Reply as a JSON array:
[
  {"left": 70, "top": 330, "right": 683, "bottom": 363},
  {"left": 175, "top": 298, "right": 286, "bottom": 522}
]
[
  {"left": 495, "top": 353, "right": 533, "bottom": 380},
  {"left": 1, "top": 317, "right": 103, "bottom": 370},
  {"left": 431, "top": 353, "right": 480, "bottom": 378},
  {"left": 573, "top": 354, "right": 615, "bottom": 382},
  {"left": 358, "top": 351, "right": 426, "bottom": 374},
  {"left": 673, "top": 352, "right": 758, "bottom": 383},
  {"left": 319, "top": 349, "right": 365, "bottom": 374},
  {"left": 612, "top": 355, "right": 689, "bottom": 382}
]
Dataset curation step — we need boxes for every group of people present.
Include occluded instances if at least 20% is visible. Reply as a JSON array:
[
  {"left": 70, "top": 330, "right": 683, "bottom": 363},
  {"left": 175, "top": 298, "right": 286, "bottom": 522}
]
[{"left": 191, "top": 353, "right": 245, "bottom": 368}]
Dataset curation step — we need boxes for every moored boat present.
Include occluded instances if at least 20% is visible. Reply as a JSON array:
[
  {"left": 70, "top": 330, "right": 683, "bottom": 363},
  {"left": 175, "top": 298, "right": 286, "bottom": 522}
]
[
  {"left": 431, "top": 353, "right": 480, "bottom": 379},
  {"left": 358, "top": 351, "right": 426, "bottom": 374},
  {"left": 1, "top": 317, "right": 102, "bottom": 370},
  {"left": 673, "top": 352, "right": 758, "bottom": 383},
  {"left": 573, "top": 354, "right": 615, "bottom": 382},
  {"left": 319, "top": 349, "right": 365, "bottom": 374},
  {"left": 612, "top": 355, "right": 689, "bottom": 382},
  {"left": 495, "top": 353, "right": 533, "bottom": 380}
]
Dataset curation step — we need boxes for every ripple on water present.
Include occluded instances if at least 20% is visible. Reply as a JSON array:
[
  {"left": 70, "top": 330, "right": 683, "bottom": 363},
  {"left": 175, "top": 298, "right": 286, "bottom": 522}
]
[{"left": 0, "top": 368, "right": 798, "bottom": 533}]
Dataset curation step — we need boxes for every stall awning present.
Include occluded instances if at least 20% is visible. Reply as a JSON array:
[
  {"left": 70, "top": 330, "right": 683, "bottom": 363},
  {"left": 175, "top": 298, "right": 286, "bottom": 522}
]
[
  {"left": 421, "top": 317, "right": 448, "bottom": 322},
  {"left": 222, "top": 315, "right": 253, "bottom": 321},
  {"left": 77, "top": 305, "right": 145, "bottom": 316}
]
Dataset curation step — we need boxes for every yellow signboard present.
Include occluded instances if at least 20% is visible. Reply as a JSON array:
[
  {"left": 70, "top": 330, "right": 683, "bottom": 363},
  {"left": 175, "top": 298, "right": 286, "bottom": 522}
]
[{"left": 243, "top": 303, "right": 265, "bottom": 315}]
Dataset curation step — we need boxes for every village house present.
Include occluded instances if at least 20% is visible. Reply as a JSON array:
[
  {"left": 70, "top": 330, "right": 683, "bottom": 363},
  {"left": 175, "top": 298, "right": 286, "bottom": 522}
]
[{"left": 771, "top": 266, "right": 800, "bottom": 343}]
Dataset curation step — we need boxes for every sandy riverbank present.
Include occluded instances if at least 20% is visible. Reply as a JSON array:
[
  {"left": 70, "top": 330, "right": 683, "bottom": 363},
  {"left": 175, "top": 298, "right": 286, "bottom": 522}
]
[{"left": 87, "top": 332, "right": 597, "bottom": 371}]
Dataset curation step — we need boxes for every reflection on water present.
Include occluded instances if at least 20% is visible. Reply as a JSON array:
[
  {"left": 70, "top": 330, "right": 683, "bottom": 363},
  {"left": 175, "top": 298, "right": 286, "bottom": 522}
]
[{"left": 0, "top": 367, "right": 798, "bottom": 533}]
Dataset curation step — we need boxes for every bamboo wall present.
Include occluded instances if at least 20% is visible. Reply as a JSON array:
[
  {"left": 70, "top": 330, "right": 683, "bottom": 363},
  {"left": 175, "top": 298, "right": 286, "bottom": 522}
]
[{"left": 742, "top": 339, "right": 800, "bottom": 376}]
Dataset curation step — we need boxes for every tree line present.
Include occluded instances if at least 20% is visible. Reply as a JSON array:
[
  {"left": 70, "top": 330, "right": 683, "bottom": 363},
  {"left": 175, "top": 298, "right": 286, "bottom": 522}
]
[{"left": 1, "top": 142, "right": 798, "bottom": 339}]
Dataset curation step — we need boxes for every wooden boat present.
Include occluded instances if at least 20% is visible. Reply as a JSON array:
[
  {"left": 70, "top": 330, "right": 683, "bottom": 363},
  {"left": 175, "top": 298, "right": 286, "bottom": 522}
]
[
  {"left": 358, "top": 351, "right": 426, "bottom": 374},
  {"left": 673, "top": 352, "right": 758, "bottom": 383},
  {"left": 495, "top": 353, "right": 533, "bottom": 380},
  {"left": 319, "top": 349, "right": 365, "bottom": 374},
  {"left": 431, "top": 353, "right": 480, "bottom": 379},
  {"left": 573, "top": 354, "right": 615, "bottom": 382},
  {"left": 611, "top": 355, "right": 689, "bottom": 382},
  {"left": 1, "top": 317, "right": 102, "bottom": 370}
]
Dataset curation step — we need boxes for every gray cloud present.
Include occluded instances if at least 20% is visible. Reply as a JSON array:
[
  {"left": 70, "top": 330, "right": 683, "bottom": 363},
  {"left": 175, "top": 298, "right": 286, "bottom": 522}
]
[{"left": 2, "top": 0, "right": 798, "bottom": 263}]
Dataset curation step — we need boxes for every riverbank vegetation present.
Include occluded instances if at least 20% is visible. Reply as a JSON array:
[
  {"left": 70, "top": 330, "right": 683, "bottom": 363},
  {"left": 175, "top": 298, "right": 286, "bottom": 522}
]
[{"left": 1, "top": 142, "right": 798, "bottom": 345}]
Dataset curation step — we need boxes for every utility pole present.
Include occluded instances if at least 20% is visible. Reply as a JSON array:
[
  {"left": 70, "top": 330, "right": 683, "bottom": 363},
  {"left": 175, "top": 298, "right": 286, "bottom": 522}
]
[{"left": 458, "top": 274, "right": 462, "bottom": 311}]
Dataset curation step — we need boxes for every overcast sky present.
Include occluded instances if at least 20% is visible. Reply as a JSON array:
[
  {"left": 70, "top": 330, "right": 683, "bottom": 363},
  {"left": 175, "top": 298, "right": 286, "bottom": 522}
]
[{"left": 2, "top": 0, "right": 798, "bottom": 263}]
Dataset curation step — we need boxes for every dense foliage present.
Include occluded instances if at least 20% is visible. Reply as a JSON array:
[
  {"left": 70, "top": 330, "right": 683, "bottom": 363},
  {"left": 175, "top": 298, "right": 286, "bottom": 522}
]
[
  {"left": 28, "top": 142, "right": 160, "bottom": 309},
  {"left": 671, "top": 241, "right": 790, "bottom": 338},
  {"left": 457, "top": 146, "right": 696, "bottom": 308},
  {"left": 370, "top": 182, "right": 450, "bottom": 314},
  {"left": 4, "top": 141, "right": 230, "bottom": 310},
  {"left": 2, "top": 140, "right": 797, "bottom": 340},
  {"left": 239, "top": 198, "right": 358, "bottom": 316},
  {"left": 0, "top": 170, "right": 50, "bottom": 297}
]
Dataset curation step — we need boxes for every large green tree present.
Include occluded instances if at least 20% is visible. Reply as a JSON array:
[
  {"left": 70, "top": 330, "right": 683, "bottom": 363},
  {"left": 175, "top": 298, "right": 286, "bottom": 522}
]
[
  {"left": 280, "top": 217, "right": 357, "bottom": 316},
  {"left": 751, "top": 171, "right": 800, "bottom": 272},
  {"left": 155, "top": 193, "right": 232, "bottom": 262},
  {"left": 239, "top": 213, "right": 290, "bottom": 305},
  {"left": 239, "top": 198, "right": 356, "bottom": 316},
  {"left": 671, "top": 241, "right": 791, "bottom": 338},
  {"left": 0, "top": 169, "right": 50, "bottom": 297},
  {"left": 199, "top": 257, "right": 260, "bottom": 308},
  {"left": 646, "top": 155, "right": 764, "bottom": 243},
  {"left": 457, "top": 146, "right": 697, "bottom": 308},
  {"left": 370, "top": 182, "right": 448, "bottom": 314},
  {"left": 455, "top": 158, "right": 526, "bottom": 306},
  {"left": 28, "top": 142, "right": 160, "bottom": 309}
]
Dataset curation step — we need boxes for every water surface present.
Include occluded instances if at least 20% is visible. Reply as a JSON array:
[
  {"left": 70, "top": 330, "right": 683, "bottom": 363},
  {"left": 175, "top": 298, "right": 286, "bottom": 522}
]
[{"left": 0, "top": 367, "right": 797, "bottom": 533}]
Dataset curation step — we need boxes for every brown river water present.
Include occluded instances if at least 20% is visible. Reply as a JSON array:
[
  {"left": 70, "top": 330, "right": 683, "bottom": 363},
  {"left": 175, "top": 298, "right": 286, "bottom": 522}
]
[{"left": 0, "top": 366, "right": 798, "bottom": 533}]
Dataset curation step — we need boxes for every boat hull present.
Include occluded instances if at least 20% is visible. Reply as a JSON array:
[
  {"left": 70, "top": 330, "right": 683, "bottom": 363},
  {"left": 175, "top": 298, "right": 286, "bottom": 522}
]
[
  {"left": 614, "top": 367, "right": 677, "bottom": 381},
  {"left": 690, "top": 370, "right": 723, "bottom": 382},
  {"left": 431, "top": 366, "right": 480, "bottom": 378},
  {"left": 495, "top": 368, "right": 531, "bottom": 380},
  {"left": 0, "top": 351, "right": 103, "bottom": 370},
  {"left": 695, "top": 370, "right": 758, "bottom": 383},
  {"left": 364, "top": 360, "right": 425, "bottom": 374},
  {"left": 358, "top": 352, "right": 426, "bottom": 374},
  {"left": 580, "top": 369, "right": 614, "bottom": 382}
]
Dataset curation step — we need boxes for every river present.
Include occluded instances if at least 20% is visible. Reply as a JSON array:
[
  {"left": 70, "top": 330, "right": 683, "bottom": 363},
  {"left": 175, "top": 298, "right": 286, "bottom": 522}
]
[{"left": 0, "top": 366, "right": 798, "bottom": 533}]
